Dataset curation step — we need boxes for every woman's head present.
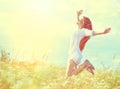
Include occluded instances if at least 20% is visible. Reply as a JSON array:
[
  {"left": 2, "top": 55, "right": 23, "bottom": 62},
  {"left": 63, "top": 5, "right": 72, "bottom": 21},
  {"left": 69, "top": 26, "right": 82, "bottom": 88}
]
[
  {"left": 83, "top": 16, "right": 92, "bottom": 30},
  {"left": 77, "top": 16, "right": 92, "bottom": 30}
]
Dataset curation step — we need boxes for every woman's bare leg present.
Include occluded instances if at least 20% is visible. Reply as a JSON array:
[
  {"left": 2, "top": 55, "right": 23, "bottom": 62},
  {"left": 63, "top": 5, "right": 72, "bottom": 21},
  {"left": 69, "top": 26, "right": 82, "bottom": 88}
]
[
  {"left": 71, "top": 60, "right": 89, "bottom": 75},
  {"left": 66, "top": 59, "right": 94, "bottom": 77},
  {"left": 66, "top": 60, "right": 88, "bottom": 77},
  {"left": 66, "top": 60, "right": 77, "bottom": 77}
]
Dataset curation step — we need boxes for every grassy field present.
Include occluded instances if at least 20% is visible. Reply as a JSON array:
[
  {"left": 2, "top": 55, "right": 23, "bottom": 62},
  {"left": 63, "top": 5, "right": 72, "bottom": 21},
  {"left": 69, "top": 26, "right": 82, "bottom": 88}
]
[{"left": 0, "top": 60, "right": 120, "bottom": 89}]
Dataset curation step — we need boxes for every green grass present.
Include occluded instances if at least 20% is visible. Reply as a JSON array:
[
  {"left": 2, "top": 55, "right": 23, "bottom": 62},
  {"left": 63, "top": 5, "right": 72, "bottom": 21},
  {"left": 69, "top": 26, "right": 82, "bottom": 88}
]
[{"left": 0, "top": 60, "right": 120, "bottom": 89}]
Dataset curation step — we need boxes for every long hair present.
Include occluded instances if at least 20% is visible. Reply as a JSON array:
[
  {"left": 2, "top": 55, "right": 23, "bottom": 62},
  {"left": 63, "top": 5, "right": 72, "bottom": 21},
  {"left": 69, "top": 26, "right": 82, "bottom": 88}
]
[{"left": 79, "top": 16, "right": 93, "bottom": 51}]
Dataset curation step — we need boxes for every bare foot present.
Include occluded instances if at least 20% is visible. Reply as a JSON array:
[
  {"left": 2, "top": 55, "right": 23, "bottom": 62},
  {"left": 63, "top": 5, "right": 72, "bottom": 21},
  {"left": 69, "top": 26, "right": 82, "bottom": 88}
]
[
  {"left": 87, "top": 66, "right": 94, "bottom": 75},
  {"left": 84, "top": 59, "right": 95, "bottom": 75}
]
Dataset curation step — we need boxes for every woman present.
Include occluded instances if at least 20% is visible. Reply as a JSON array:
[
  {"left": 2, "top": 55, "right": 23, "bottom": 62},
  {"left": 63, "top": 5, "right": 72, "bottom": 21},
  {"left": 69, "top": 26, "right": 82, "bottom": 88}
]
[{"left": 66, "top": 10, "right": 111, "bottom": 77}]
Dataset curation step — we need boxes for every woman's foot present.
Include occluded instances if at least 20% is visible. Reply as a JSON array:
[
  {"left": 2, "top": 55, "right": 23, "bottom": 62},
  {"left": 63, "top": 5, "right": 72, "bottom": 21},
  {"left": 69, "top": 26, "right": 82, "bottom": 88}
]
[
  {"left": 87, "top": 66, "right": 94, "bottom": 75},
  {"left": 84, "top": 59, "right": 95, "bottom": 75}
]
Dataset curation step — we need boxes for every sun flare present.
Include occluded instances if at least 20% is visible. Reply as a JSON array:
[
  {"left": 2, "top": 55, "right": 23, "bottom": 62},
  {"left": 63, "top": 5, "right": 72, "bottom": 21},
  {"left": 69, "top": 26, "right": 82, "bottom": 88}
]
[
  {"left": 35, "top": 0, "right": 53, "bottom": 13},
  {"left": 22, "top": 0, "right": 54, "bottom": 14}
]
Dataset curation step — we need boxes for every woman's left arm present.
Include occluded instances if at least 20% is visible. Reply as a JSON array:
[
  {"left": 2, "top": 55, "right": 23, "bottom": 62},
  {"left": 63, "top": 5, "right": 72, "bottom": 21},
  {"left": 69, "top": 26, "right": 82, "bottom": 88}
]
[
  {"left": 93, "top": 27, "right": 111, "bottom": 36},
  {"left": 77, "top": 10, "right": 83, "bottom": 21}
]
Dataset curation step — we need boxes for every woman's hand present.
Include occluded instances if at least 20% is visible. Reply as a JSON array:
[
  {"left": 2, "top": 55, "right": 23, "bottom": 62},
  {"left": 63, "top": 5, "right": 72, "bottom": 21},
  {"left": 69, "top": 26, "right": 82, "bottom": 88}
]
[
  {"left": 104, "top": 27, "right": 111, "bottom": 34},
  {"left": 77, "top": 10, "right": 83, "bottom": 16}
]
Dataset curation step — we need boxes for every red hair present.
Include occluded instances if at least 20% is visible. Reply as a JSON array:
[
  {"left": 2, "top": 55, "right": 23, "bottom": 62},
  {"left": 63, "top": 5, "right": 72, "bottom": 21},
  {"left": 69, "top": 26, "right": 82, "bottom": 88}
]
[{"left": 79, "top": 16, "right": 93, "bottom": 51}]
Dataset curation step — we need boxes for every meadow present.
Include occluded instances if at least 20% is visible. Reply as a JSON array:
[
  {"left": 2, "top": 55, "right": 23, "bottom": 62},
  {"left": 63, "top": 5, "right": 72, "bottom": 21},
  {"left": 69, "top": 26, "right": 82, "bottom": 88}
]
[{"left": 0, "top": 51, "right": 120, "bottom": 89}]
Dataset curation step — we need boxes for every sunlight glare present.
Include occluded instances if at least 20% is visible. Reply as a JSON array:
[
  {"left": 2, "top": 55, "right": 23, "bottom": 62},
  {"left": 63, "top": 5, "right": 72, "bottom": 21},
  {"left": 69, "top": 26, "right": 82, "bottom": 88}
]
[{"left": 27, "top": 0, "right": 53, "bottom": 14}]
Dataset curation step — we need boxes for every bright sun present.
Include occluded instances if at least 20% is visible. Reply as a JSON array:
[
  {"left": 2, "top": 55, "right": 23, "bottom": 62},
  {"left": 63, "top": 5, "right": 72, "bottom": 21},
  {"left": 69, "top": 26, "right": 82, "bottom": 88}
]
[{"left": 24, "top": 0, "right": 53, "bottom": 14}]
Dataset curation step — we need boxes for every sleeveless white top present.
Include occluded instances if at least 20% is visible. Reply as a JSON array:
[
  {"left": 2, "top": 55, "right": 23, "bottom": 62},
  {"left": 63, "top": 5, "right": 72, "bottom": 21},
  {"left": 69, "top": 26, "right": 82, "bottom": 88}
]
[{"left": 68, "top": 28, "right": 93, "bottom": 65}]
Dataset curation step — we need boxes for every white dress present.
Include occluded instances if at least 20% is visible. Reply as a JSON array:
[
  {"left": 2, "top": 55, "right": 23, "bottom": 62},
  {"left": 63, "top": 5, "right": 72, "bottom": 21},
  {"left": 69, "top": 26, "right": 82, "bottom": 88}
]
[{"left": 68, "top": 28, "right": 93, "bottom": 65}]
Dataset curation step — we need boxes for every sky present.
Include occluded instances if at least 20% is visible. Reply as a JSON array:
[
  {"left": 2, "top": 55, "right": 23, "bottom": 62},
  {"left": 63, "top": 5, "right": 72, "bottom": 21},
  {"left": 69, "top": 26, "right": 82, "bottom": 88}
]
[{"left": 0, "top": 0, "right": 120, "bottom": 68}]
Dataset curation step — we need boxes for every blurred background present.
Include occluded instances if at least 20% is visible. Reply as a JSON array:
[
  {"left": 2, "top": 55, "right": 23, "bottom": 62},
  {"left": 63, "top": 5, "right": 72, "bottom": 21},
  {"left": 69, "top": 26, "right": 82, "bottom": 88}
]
[{"left": 0, "top": 0, "right": 120, "bottom": 69}]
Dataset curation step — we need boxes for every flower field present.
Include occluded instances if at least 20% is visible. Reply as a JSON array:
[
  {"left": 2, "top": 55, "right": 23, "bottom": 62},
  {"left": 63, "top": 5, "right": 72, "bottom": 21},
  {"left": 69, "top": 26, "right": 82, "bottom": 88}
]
[{"left": 0, "top": 60, "right": 120, "bottom": 89}]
